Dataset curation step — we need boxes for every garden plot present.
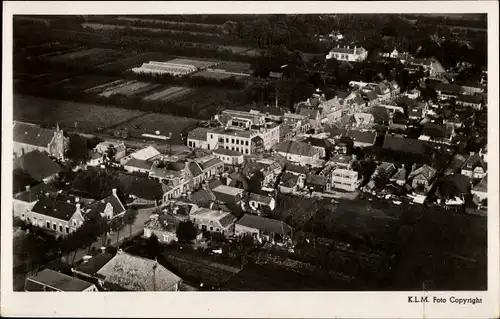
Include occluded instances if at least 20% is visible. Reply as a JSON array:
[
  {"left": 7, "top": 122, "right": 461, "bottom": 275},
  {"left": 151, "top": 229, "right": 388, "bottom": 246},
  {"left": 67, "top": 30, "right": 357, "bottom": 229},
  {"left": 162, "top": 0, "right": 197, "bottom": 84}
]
[
  {"left": 143, "top": 86, "right": 193, "bottom": 102},
  {"left": 85, "top": 79, "right": 127, "bottom": 94},
  {"left": 99, "top": 81, "right": 152, "bottom": 97}
]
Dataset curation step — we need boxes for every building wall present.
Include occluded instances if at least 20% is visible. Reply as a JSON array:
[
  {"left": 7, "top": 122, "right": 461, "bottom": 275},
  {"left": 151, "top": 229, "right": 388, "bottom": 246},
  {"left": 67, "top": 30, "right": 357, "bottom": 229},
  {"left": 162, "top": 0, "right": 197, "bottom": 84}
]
[
  {"left": 456, "top": 100, "right": 482, "bottom": 110},
  {"left": 187, "top": 139, "right": 208, "bottom": 150},
  {"left": 124, "top": 165, "right": 150, "bottom": 174},
  {"left": 461, "top": 167, "right": 486, "bottom": 179},
  {"left": 331, "top": 171, "right": 360, "bottom": 192},
  {"left": 352, "top": 141, "right": 374, "bottom": 148},
  {"left": 214, "top": 154, "right": 244, "bottom": 165},
  {"left": 234, "top": 224, "right": 260, "bottom": 239},
  {"left": 191, "top": 216, "right": 234, "bottom": 235},
  {"left": 278, "top": 152, "right": 318, "bottom": 166},
  {"left": 207, "top": 132, "right": 252, "bottom": 154},
  {"left": 26, "top": 211, "right": 83, "bottom": 237},
  {"left": 143, "top": 228, "right": 178, "bottom": 243}
]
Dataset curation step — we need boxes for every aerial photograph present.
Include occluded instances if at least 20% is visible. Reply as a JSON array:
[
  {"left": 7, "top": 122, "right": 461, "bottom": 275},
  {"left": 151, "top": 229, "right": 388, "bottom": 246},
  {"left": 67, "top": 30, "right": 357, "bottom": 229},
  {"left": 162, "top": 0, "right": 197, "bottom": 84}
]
[{"left": 12, "top": 13, "right": 487, "bottom": 292}]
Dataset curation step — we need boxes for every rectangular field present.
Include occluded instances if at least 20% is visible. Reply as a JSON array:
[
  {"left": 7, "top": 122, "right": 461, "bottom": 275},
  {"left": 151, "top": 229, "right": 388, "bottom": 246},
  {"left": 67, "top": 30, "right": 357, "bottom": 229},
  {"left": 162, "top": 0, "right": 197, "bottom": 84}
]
[
  {"left": 167, "top": 57, "right": 218, "bottom": 69},
  {"left": 212, "top": 61, "right": 252, "bottom": 74},
  {"left": 143, "top": 86, "right": 193, "bottom": 102},
  {"left": 45, "top": 75, "right": 116, "bottom": 93},
  {"left": 13, "top": 94, "right": 145, "bottom": 132},
  {"left": 112, "top": 113, "right": 198, "bottom": 145},
  {"left": 96, "top": 52, "right": 175, "bottom": 73},
  {"left": 46, "top": 48, "right": 115, "bottom": 63},
  {"left": 99, "top": 81, "right": 152, "bottom": 97}
]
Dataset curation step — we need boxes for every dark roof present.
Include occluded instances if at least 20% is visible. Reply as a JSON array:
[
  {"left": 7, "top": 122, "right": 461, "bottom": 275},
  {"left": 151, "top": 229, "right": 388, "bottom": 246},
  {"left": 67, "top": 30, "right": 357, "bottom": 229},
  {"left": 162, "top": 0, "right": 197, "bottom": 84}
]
[
  {"left": 303, "top": 137, "right": 333, "bottom": 149},
  {"left": 237, "top": 214, "right": 293, "bottom": 235},
  {"left": 408, "top": 107, "right": 423, "bottom": 118},
  {"left": 124, "top": 158, "right": 153, "bottom": 170},
  {"left": 14, "top": 183, "right": 59, "bottom": 203},
  {"left": 25, "top": 269, "right": 94, "bottom": 291},
  {"left": 383, "top": 135, "right": 432, "bottom": 155},
  {"left": 298, "top": 107, "right": 319, "bottom": 120},
  {"left": 284, "top": 162, "right": 308, "bottom": 175},
  {"left": 74, "top": 253, "right": 114, "bottom": 276},
  {"left": 306, "top": 174, "right": 328, "bottom": 186},
  {"left": 347, "top": 130, "right": 377, "bottom": 145},
  {"left": 188, "top": 162, "right": 203, "bottom": 177},
  {"left": 213, "top": 148, "right": 243, "bottom": 157},
  {"left": 422, "top": 123, "right": 453, "bottom": 139},
  {"left": 456, "top": 94, "right": 482, "bottom": 104},
  {"left": 366, "top": 91, "right": 379, "bottom": 101},
  {"left": 279, "top": 173, "right": 299, "bottom": 187},
  {"left": 187, "top": 127, "right": 209, "bottom": 141},
  {"left": 370, "top": 106, "right": 390, "bottom": 123},
  {"left": 13, "top": 122, "right": 57, "bottom": 147},
  {"left": 200, "top": 158, "right": 223, "bottom": 170},
  {"left": 276, "top": 141, "right": 319, "bottom": 157},
  {"left": 14, "top": 150, "right": 63, "bottom": 181},
  {"left": 336, "top": 90, "right": 352, "bottom": 99},
  {"left": 190, "top": 189, "right": 215, "bottom": 207},
  {"left": 472, "top": 175, "right": 487, "bottom": 193},
  {"left": 463, "top": 153, "right": 487, "bottom": 171},
  {"left": 249, "top": 193, "right": 273, "bottom": 205},
  {"left": 31, "top": 196, "right": 77, "bottom": 221},
  {"left": 437, "top": 174, "right": 470, "bottom": 198},
  {"left": 88, "top": 194, "right": 125, "bottom": 217},
  {"left": 330, "top": 47, "right": 355, "bottom": 54},
  {"left": 279, "top": 123, "right": 293, "bottom": 137},
  {"left": 435, "top": 83, "right": 462, "bottom": 94}
]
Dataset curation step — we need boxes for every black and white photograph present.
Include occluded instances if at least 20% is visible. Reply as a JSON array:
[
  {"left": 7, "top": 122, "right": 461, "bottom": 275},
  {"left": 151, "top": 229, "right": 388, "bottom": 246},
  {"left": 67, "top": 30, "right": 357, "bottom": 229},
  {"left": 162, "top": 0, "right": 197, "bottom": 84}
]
[{"left": 1, "top": 1, "right": 499, "bottom": 318}]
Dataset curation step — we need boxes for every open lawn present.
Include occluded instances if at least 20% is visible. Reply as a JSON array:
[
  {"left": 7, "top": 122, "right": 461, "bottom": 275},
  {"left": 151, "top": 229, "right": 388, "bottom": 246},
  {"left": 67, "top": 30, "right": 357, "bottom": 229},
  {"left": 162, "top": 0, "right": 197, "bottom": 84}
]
[{"left": 13, "top": 94, "right": 145, "bottom": 132}]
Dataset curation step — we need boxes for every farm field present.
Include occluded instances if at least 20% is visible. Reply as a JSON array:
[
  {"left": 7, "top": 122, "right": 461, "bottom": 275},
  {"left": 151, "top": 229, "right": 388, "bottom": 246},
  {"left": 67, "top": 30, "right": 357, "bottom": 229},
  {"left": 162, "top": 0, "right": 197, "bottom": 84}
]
[
  {"left": 96, "top": 52, "right": 175, "bottom": 73},
  {"left": 167, "top": 57, "right": 219, "bottom": 69},
  {"left": 13, "top": 94, "right": 145, "bottom": 132},
  {"left": 111, "top": 112, "right": 198, "bottom": 145},
  {"left": 115, "top": 17, "right": 223, "bottom": 31},
  {"left": 211, "top": 61, "right": 252, "bottom": 74},
  {"left": 82, "top": 22, "right": 220, "bottom": 36},
  {"left": 45, "top": 75, "right": 116, "bottom": 93},
  {"left": 17, "top": 42, "right": 76, "bottom": 58},
  {"left": 45, "top": 48, "right": 116, "bottom": 63},
  {"left": 97, "top": 80, "right": 153, "bottom": 97},
  {"left": 143, "top": 86, "right": 193, "bottom": 102}
]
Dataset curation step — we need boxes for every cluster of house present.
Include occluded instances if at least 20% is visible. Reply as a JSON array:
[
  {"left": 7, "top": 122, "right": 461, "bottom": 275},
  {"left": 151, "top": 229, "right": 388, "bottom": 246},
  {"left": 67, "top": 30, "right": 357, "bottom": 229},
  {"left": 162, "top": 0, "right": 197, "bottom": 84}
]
[
  {"left": 379, "top": 48, "right": 446, "bottom": 77},
  {"left": 24, "top": 249, "right": 184, "bottom": 292}
]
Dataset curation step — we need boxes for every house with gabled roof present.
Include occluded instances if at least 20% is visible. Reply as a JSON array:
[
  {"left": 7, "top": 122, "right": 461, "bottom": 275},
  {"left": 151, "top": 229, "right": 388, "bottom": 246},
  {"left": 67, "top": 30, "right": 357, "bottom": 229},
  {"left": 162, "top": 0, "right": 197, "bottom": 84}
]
[
  {"left": 389, "top": 167, "right": 407, "bottom": 186},
  {"left": 276, "top": 141, "right": 320, "bottom": 166},
  {"left": 278, "top": 173, "right": 300, "bottom": 194},
  {"left": 87, "top": 188, "right": 126, "bottom": 220},
  {"left": 187, "top": 127, "right": 210, "bottom": 149},
  {"left": 419, "top": 123, "right": 455, "bottom": 145},
  {"left": 14, "top": 150, "right": 63, "bottom": 183},
  {"left": 95, "top": 250, "right": 182, "bottom": 291},
  {"left": 13, "top": 183, "right": 60, "bottom": 219},
  {"left": 27, "top": 195, "right": 86, "bottom": 237},
  {"left": 25, "top": 269, "right": 97, "bottom": 292},
  {"left": 235, "top": 214, "right": 293, "bottom": 244},
  {"left": 461, "top": 152, "right": 487, "bottom": 180},
  {"left": 408, "top": 164, "right": 437, "bottom": 195},
  {"left": 190, "top": 207, "right": 237, "bottom": 235},
  {"left": 13, "top": 121, "right": 68, "bottom": 160},
  {"left": 456, "top": 94, "right": 483, "bottom": 110},
  {"left": 123, "top": 157, "right": 154, "bottom": 174},
  {"left": 346, "top": 129, "right": 377, "bottom": 148},
  {"left": 243, "top": 193, "right": 276, "bottom": 212}
]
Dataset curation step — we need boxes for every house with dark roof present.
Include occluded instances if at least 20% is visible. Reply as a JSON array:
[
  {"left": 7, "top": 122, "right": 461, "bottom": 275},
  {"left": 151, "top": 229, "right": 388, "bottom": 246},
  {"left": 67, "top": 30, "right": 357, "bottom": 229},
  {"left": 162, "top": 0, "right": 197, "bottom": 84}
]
[
  {"left": 242, "top": 193, "right": 276, "bottom": 212},
  {"left": 434, "top": 83, "right": 462, "bottom": 100},
  {"left": 456, "top": 94, "right": 483, "bottom": 110},
  {"left": 87, "top": 189, "right": 126, "bottom": 220},
  {"left": 123, "top": 157, "right": 153, "bottom": 174},
  {"left": 302, "top": 137, "right": 334, "bottom": 159},
  {"left": 461, "top": 152, "right": 487, "bottom": 180},
  {"left": 389, "top": 167, "right": 407, "bottom": 186},
  {"left": 13, "top": 121, "right": 68, "bottom": 160},
  {"left": 96, "top": 250, "right": 182, "bottom": 291},
  {"left": 346, "top": 129, "right": 377, "bottom": 148},
  {"left": 27, "top": 195, "right": 86, "bottom": 237},
  {"left": 419, "top": 123, "right": 455, "bottom": 144},
  {"left": 25, "top": 269, "right": 97, "bottom": 292},
  {"left": 278, "top": 173, "right": 300, "bottom": 194},
  {"left": 235, "top": 214, "right": 293, "bottom": 243},
  {"left": 306, "top": 174, "right": 329, "bottom": 193},
  {"left": 435, "top": 174, "right": 470, "bottom": 206},
  {"left": 71, "top": 252, "right": 115, "bottom": 288},
  {"left": 13, "top": 183, "right": 60, "bottom": 219},
  {"left": 190, "top": 207, "right": 237, "bottom": 235},
  {"left": 276, "top": 141, "right": 320, "bottom": 166},
  {"left": 116, "top": 173, "right": 165, "bottom": 202},
  {"left": 143, "top": 213, "right": 185, "bottom": 244},
  {"left": 13, "top": 150, "right": 63, "bottom": 183},
  {"left": 212, "top": 185, "right": 244, "bottom": 205},
  {"left": 329, "top": 154, "right": 353, "bottom": 170}
]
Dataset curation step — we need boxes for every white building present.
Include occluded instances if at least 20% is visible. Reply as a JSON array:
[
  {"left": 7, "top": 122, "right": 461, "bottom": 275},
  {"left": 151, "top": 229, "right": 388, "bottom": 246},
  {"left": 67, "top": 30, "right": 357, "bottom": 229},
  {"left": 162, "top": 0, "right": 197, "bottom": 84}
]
[
  {"left": 326, "top": 46, "right": 368, "bottom": 62},
  {"left": 131, "top": 61, "right": 197, "bottom": 76},
  {"left": 213, "top": 148, "right": 244, "bottom": 165},
  {"left": 330, "top": 168, "right": 361, "bottom": 192}
]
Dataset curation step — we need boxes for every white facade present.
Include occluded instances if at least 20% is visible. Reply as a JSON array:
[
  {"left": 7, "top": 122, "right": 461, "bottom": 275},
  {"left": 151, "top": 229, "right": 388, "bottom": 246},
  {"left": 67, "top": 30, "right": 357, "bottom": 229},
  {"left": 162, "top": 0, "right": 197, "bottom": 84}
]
[
  {"left": 330, "top": 168, "right": 361, "bottom": 192},
  {"left": 326, "top": 46, "right": 368, "bottom": 62}
]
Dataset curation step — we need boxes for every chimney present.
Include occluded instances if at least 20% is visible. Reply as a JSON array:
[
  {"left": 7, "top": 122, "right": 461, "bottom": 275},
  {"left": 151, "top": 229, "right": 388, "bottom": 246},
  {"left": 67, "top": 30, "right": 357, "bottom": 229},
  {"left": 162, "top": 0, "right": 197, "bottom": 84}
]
[
  {"left": 470, "top": 151, "right": 475, "bottom": 156},
  {"left": 76, "top": 203, "right": 81, "bottom": 212},
  {"left": 117, "top": 249, "right": 123, "bottom": 254},
  {"left": 112, "top": 188, "right": 117, "bottom": 197},
  {"left": 75, "top": 197, "right": 79, "bottom": 203},
  {"left": 25, "top": 185, "right": 31, "bottom": 191},
  {"left": 187, "top": 191, "right": 192, "bottom": 200},
  {"left": 100, "top": 246, "right": 106, "bottom": 253}
]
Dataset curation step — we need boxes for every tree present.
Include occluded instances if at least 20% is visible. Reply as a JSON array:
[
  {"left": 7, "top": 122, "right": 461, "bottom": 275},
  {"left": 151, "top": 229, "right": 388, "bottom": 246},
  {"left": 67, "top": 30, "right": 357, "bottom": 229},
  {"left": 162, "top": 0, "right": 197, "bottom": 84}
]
[
  {"left": 109, "top": 217, "right": 125, "bottom": 244},
  {"left": 123, "top": 208, "right": 138, "bottom": 238},
  {"left": 146, "top": 233, "right": 161, "bottom": 258},
  {"left": 105, "top": 145, "right": 116, "bottom": 163},
  {"left": 176, "top": 221, "right": 198, "bottom": 243},
  {"left": 66, "top": 134, "right": 90, "bottom": 163},
  {"left": 247, "top": 171, "right": 265, "bottom": 194}
]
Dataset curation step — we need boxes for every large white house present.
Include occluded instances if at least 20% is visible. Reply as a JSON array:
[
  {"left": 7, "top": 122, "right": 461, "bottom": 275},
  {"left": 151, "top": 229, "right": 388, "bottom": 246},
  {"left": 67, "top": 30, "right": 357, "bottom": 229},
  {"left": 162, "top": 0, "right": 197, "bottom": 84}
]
[{"left": 326, "top": 46, "right": 368, "bottom": 62}]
